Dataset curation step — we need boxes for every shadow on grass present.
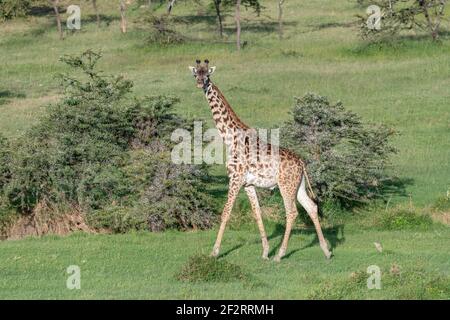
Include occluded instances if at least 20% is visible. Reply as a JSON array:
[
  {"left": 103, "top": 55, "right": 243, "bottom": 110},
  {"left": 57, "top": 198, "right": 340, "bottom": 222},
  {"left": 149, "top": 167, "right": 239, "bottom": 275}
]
[
  {"left": 268, "top": 223, "right": 345, "bottom": 259},
  {"left": 204, "top": 173, "right": 228, "bottom": 199},
  {"left": 173, "top": 15, "right": 217, "bottom": 26},
  {"left": 380, "top": 177, "right": 415, "bottom": 200},
  {"left": 217, "top": 243, "right": 245, "bottom": 259},
  {"left": 28, "top": 5, "right": 54, "bottom": 17},
  {"left": 0, "top": 90, "right": 26, "bottom": 106},
  {"left": 308, "top": 21, "right": 357, "bottom": 32},
  {"left": 223, "top": 20, "right": 298, "bottom": 34},
  {"left": 83, "top": 14, "right": 121, "bottom": 27}
]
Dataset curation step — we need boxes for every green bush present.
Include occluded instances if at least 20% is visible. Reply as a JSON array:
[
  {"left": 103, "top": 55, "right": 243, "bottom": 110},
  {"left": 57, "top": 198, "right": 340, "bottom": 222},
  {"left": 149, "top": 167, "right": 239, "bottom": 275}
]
[
  {"left": 0, "top": 0, "right": 30, "bottom": 20},
  {"left": 0, "top": 134, "right": 10, "bottom": 193},
  {"left": 1, "top": 50, "right": 215, "bottom": 232},
  {"left": 281, "top": 93, "right": 397, "bottom": 208},
  {"left": 177, "top": 254, "right": 247, "bottom": 282},
  {"left": 375, "top": 206, "right": 433, "bottom": 230}
]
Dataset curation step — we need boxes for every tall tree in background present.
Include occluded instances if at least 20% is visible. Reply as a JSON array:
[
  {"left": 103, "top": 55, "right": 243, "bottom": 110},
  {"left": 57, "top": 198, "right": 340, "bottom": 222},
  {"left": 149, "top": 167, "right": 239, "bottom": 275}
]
[
  {"left": 419, "top": 0, "right": 447, "bottom": 40},
  {"left": 213, "top": 0, "right": 224, "bottom": 38},
  {"left": 91, "top": 0, "right": 100, "bottom": 27},
  {"left": 278, "top": 0, "right": 285, "bottom": 39},
  {"left": 235, "top": 0, "right": 241, "bottom": 50},
  {"left": 120, "top": 0, "right": 127, "bottom": 33},
  {"left": 49, "top": 0, "right": 63, "bottom": 39},
  {"left": 223, "top": 0, "right": 262, "bottom": 49},
  {"left": 358, "top": 0, "right": 448, "bottom": 41},
  {"left": 167, "top": 0, "right": 176, "bottom": 13}
]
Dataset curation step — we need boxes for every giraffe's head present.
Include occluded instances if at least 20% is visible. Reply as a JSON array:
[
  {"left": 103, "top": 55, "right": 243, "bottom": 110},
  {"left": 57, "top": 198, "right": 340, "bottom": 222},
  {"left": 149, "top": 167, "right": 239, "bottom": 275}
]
[{"left": 188, "top": 59, "right": 216, "bottom": 89}]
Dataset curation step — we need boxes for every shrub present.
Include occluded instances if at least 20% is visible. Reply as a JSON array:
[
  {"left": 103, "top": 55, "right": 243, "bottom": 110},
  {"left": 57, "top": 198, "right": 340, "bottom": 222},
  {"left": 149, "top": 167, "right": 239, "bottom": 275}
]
[
  {"left": 281, "top": 93, "right": 397, "bottom": 208},
  {"left": 1, "top": 50, "right": 216, "bottom": 233},
  {"left": 177, "top": 254, "right": 247, "bottom": 282},
  {"left": 0, "top": 0, "right": 30, "bottom": 20},
  {"left": 375, "top": 206, "right": 433, "bottom": 230},
  {"left": 136, "top": 13, "right": 185, "bottom": 45},
  {"left": 0, "top": 134, "right": 10, "bottom": 193}
]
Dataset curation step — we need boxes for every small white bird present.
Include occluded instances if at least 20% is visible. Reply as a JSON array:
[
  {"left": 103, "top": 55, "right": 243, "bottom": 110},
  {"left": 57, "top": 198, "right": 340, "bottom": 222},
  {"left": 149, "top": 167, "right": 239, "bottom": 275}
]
[{"left": 374, "top": 242, "right": 383, "bottom": 253}]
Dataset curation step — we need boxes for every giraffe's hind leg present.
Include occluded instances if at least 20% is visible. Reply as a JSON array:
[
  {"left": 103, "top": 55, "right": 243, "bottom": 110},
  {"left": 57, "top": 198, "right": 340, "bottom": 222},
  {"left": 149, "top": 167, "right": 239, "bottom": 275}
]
[
  {"left": 274, "top": 182, "right": 299, "bottom": 262},
  {"left": 244, "top": 185, "right": 269, "bottom": 259},
  {"left": 297, "top": 176, "right": 332, "bottom": 259}
]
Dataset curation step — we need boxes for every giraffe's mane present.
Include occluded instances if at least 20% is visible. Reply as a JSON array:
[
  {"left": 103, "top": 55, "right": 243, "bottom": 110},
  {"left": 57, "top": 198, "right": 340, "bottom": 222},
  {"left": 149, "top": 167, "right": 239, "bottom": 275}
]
[{"left": 211, "top": 83, "right": 250, "bottom": 129}]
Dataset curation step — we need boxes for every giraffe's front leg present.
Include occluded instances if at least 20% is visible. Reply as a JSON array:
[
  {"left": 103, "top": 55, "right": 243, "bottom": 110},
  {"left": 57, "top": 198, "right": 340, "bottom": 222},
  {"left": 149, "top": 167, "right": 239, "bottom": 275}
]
[
  {"left": 211, "top": 177, "right": 243, "bottom": 257},
  {"left": 244, "top": 185, "right": 269, "bottom": 259}
]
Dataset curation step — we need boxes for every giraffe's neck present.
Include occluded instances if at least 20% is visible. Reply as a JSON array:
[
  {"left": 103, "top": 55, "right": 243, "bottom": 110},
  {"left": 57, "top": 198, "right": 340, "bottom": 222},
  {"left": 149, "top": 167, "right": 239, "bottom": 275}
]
[{"left": 204, "top": 82, "right": 249, "bottom": 144}]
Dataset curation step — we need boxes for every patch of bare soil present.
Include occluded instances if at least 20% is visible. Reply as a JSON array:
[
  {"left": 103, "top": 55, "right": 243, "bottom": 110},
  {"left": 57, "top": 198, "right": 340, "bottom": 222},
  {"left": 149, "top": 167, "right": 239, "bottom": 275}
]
[
  {"left": 432, "top": 211, "right": 450, "bottom": 226},
  {"left": 4, "top": 202, "right": 97, "bottom": 240}
]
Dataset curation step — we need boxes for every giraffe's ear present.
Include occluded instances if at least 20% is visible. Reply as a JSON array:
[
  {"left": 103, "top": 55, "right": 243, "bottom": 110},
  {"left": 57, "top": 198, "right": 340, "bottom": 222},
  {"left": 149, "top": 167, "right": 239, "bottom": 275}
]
[
  {"left": 208, "top": 66, "right": 216, "bottom": 75},
  {"left": 188, "top": 66, "right": 197, "bottom": 75}
]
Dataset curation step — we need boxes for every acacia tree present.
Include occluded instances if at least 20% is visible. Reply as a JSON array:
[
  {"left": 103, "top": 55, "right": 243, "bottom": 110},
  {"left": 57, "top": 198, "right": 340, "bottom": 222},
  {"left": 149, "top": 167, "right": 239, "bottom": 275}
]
[
  {"left": 358, "top": 0, "right": 448, "bottom": 41},
  {"left": 49, "top": 0, "right": 63, "bottom": 39}
]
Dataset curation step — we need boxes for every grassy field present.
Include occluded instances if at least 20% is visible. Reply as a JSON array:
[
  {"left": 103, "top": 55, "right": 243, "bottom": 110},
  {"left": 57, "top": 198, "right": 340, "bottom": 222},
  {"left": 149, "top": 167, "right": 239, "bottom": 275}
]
[
  {"left": 1, "top": 219, "right": 449, "bottom": 299},
  {"left": 0, "top": 0, "right": 449, "bottom": 205},
  {"left": 0, "top": 0, "right": 449, "bottom": 299}
]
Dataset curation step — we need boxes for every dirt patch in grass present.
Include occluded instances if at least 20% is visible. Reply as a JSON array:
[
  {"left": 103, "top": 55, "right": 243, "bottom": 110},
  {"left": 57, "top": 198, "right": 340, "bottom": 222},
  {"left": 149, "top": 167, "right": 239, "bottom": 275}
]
[{"left": 4, "top": 202, "right": 96, "bottom": 240}]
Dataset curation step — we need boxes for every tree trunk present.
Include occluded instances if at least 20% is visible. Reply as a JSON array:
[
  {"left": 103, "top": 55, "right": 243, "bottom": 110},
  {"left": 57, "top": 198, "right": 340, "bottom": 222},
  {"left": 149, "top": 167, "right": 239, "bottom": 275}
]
[
  {"left": 213, "top": 0, "right": 223, "bottom": 38},
  {"left": 278, "top": 0, "right": 285, "bottom": 40},
  {"left": 420, "top": 0, "right": 442, "bottom": 40},
  {"left": 235, "top": 0, "right": 241, "bottom": 51},
  {"left": 50, "top": 0, "right": 63, "bottom": 40},
  {"left": 120, "top": 0, "right": 127, "bottom": 33},
  {"left": 92, "top": 0, "right": 100, "bottom": 27},
  {"left": 168, "top": 0, "right": 176, "bottom": 14}
]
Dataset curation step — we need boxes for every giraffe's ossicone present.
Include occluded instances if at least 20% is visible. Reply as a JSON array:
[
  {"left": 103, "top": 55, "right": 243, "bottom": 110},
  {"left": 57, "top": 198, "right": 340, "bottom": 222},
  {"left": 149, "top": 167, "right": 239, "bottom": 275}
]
[{"left": 188, "top": 59, "right": 332, "bottom": 261}]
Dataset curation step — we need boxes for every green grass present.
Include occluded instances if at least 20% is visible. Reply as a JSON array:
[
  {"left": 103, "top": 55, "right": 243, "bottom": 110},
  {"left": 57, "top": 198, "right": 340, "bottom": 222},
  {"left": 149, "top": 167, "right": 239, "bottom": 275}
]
[
  {"left": 0, "top": 0, "right": 449, "bottom": 205},
  {"left": 0, "top": 0, "right": 449, "bottom": 299},
  {"left": 0, "top": 220, "right": 448, "bottom": 299}
]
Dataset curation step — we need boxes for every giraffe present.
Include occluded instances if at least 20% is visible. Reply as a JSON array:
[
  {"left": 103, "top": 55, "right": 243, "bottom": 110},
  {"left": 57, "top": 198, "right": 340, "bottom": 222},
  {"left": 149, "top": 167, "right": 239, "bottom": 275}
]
[{"left": 188, "top": 59, "right": 332, "bottom": 261}]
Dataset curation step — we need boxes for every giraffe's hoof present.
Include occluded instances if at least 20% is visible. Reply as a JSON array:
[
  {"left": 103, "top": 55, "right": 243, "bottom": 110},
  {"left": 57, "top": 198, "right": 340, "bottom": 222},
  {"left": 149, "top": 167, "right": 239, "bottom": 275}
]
[
  {"left": 324, "top": 251, "right": 333, "bottom": 260},
  {"left": 262, "top": 255, "right": 269, "bottom": 260},
  {"left": 273, "top": 255, "right": 282, "bottom": 263},
  {"left": 210, "top": 248, "right": 220, "bottom": 258}
]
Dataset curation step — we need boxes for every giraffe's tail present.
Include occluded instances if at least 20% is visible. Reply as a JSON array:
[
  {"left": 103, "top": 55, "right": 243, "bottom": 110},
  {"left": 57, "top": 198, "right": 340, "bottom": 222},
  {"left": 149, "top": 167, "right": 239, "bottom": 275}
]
[{"left": 303, "top": 168, "right": 317, "bottom": 200}]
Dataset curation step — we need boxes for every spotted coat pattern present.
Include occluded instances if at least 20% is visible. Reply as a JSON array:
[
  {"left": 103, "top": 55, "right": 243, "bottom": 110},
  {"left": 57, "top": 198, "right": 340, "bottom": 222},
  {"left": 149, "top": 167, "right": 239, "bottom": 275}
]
[{"left": 192, "top": 63, "right": 331, "bottom": 261}]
